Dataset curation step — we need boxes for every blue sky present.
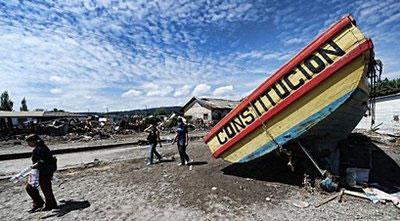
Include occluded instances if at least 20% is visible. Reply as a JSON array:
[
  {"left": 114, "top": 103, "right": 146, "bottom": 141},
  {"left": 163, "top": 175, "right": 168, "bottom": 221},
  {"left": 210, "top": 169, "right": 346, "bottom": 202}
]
[{"left": 0, "top": 0, "right": 399, "bottom": 112}]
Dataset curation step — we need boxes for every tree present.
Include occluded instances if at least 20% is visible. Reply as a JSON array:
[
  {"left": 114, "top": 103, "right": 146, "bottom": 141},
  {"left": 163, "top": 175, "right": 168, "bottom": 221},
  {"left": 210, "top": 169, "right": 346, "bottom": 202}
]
[
  {"left": 0, "top": 91, "right": 13, "bottom": 111},
  {"left": 0, "top": 91, "right": 13, "bottom": 132},
  {"left": 164, "top": 117, "right": 177, "bottom": 128},
  {"left": 373, "top": 77, "right": 400, "bottom": 97},
  {"left": 20, "top": 97, "right": 28, "bottom": 111},
  {"left": 153, "top": 108, "right": 167, "bottom": 116}
]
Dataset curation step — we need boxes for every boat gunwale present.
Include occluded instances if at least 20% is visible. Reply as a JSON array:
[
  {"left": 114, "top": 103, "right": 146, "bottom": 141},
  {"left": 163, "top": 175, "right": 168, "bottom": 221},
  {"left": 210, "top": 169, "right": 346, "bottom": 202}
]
[{"left": 204, "top": 14, "right": 356, "bottom": 143}]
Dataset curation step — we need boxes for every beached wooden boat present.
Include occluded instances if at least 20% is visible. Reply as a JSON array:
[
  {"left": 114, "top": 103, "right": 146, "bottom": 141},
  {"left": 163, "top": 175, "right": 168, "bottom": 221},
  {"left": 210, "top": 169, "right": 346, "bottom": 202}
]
[{"left": 204, "top": 15, "right": 374, "bottom": 173}]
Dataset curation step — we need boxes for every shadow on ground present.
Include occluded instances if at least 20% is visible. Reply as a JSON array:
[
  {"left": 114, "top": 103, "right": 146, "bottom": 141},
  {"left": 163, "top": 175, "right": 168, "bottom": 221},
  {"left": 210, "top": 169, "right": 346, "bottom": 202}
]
[
  {"left": 41, "top": 200, "right": 90, "bottom": 219},
  {"left": 187, "top": 161, "right": 208, "bottom": 166},
  {"left": 222, "top": 151, "right": 304, "bottom": 186},
  {"left": 340, "top": 133, "right": 400, "bottom": 193},
  {"left": 158, "top": 158, "right": 175, "bottom": 163},
  {"left": 222, "top": 133, "right": 400, "bottom": 190}
]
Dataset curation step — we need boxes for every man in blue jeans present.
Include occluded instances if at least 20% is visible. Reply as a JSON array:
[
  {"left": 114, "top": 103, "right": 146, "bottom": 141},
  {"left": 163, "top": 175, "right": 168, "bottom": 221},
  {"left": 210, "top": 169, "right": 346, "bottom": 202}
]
[{"left": 172, "top": 117, "right": 190, "bottom": 166}]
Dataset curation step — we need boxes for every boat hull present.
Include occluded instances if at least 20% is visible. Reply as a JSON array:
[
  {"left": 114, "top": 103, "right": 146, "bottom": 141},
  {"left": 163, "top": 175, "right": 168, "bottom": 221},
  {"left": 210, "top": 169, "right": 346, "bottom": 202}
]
[
  {"left": 296, "top": 87, "right": 369, "bottom": 174},
  {"left": 204, "top": 15, "right": 373, "bottom": 163},
  {"left": 229, "top": 55, "right": 370, "bottom": 163}
]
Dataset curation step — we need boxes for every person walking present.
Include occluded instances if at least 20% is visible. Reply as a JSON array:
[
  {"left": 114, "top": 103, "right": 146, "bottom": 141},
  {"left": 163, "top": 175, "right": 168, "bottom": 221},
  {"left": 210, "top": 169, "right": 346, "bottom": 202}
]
[
  {"left": 25, "top": 134, "right": 58, "bottom": 213},
  {"left": 172, "top": 117, "right": 190, "bottom": 166},
  {"left": 144, "top": 122, "right": 163, "bottom": 165}
]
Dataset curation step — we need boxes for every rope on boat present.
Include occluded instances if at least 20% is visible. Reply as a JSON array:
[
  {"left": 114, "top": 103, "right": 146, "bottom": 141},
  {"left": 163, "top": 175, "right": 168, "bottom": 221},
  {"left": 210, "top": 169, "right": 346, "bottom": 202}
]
[
  {"left": 248, "top": 102, "right": 283, "bottom": 150},
  {"left": 367, "top": 52, "right": 383, "bottom": 130},
  {"left": 248, "top": 102, "right": 292, "bottom": 164}
]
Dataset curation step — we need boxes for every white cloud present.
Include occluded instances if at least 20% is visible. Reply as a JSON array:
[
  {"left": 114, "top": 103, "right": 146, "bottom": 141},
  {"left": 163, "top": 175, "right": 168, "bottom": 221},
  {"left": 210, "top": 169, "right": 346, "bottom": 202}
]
[
  {"left": 147, "top": 86, "right": 174, "bottom": 97},
  {"left": 237, "top": 50, "right": 292, "bottom": 61},
  {"left": 121, "top": 89, "right": 142, "bottom": 98},
  {"left": 284, "top": 37, "right": 306, "bottom": 45},
  {"left": 142, "top": 83, "right": 159, "bottom": 91},
  {"left": 50, "top": 88, "right": 63, "bottom": 94},
  {"left": 173, "top": 85, "right": 191, "bottom": 97},
  {"left": 143, "top": 83, "right": 174, "bottom": 97},
  {"left": 50, "top": 75, "right": 70, "bottom": 84},
  {"left": 213, "top": 85, "right": 234, "bottom": 97},
  {"left": 192, "top": 84, "right": 211, "bottom": 96}
]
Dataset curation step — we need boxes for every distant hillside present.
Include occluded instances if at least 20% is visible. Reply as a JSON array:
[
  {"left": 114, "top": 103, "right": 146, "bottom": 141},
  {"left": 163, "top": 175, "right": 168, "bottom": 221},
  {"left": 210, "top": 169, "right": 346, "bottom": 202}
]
[{"left": 77, "top": 106, "right": 182, "bottom": 117}]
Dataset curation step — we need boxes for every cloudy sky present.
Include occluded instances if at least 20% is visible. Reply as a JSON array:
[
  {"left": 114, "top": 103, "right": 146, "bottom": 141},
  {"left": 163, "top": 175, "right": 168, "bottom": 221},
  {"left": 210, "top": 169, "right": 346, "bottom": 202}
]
[{"left": 0, "top": 0, "right": 399, "bottom": 112}]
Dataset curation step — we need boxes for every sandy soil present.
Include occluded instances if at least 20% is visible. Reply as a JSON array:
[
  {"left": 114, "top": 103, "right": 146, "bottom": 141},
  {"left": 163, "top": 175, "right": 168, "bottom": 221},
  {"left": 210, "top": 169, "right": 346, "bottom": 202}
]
[{"left": 0, "top": 133, "right": 399, "bottom": 220}]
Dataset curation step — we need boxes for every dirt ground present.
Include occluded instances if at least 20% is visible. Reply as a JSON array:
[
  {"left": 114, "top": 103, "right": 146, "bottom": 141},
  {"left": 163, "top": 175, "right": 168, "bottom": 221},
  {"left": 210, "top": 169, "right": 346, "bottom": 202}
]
[{"left": 0, "top": 132, "right": 399, "bottom": 220}]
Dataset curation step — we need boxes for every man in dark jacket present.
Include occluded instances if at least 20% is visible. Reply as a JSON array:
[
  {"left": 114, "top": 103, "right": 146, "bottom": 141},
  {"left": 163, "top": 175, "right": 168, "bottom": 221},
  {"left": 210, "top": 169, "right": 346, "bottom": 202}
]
[
  {"left": 25, "top": 134, "right": 58, "bottom": 212},
  {"left": 172, "top": 117, "right": 191, "bottom": 166},
  {"left": 144, "top": 122, "right": 163, "bottom": 165}
]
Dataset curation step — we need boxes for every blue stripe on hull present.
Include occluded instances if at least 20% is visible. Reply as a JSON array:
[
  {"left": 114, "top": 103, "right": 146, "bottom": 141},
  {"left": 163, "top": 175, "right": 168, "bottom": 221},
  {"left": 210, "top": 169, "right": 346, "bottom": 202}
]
[{"left": 238, "top": 90, "right": 355, "bottom": 163}]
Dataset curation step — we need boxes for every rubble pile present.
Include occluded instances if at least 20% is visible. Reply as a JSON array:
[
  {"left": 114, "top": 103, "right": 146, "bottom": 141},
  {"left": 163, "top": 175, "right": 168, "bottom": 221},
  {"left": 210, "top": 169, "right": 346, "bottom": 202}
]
[{"left": 0, "top": 115, "right": 174, "bottom": 143}]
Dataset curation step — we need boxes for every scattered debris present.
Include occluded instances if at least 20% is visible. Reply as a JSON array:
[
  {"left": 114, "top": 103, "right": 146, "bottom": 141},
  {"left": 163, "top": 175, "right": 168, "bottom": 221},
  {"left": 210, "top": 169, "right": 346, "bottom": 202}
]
[
  {"left": 345, "top": 168, "right": 370, "bottom": 187},
  {"left": 320, "top": 176, "right": 338, "bottom": 192},
  {"left": 83, "top": 159, "right": 103, "bottom": 168},
  {"left": 337, "top": 189, "right": 345, "bottom": 203},
  {"left": 314, "top": 192, "right": 341, "bottom": 208},
  {"left": 341, "top": 187, "right": 400, "bottom": 209},
  {"left": 343, "top": 189, "right": 369, "bottom": 200},
  {"left": 290, "top": 200, "right": 310, "bottom": 208},
  {"left": 363, "top": 187, "right": 400, "bottom": 208},
  {"left": 0, "top": 113, "right": 189, "bottom": 144}
]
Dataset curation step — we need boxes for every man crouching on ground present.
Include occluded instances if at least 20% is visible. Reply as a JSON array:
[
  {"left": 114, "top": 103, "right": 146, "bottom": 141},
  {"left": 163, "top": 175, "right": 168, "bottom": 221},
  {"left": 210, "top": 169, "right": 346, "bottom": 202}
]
[
  {"left": 172, "top": 117, "right": 191, "bottom": 166},
  {"left": 25, "top": 134, "right": 58, "bottom": 213}
]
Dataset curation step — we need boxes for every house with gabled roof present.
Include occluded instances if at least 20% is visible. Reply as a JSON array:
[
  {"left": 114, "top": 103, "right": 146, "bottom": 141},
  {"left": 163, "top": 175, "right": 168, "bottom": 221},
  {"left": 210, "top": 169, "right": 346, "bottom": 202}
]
[{"left": 181, "top": 97, "right": 239, "bottom": 125}]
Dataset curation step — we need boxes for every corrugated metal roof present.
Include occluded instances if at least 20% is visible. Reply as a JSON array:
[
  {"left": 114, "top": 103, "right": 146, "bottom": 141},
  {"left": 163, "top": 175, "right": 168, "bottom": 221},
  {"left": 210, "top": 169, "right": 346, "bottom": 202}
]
[
  {"left": 0, "top": 111, "right": 85, "bottom": 118},
  {"left": 197, "top": 97, "right": 240, "bottom": 109},
  {"left": 42, "top": 111, "right": 85, "bottom": 117},
  {"left": 182, "top": 97, "right": 239, "bottom": 112},
  {"left": 0, "top": 111, "right": 45, "bottom": 117}
]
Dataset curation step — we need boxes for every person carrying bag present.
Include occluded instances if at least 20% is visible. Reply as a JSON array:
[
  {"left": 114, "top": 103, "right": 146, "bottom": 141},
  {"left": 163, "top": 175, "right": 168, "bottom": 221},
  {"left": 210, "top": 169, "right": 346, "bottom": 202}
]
[{"left": 25, "top": 134, "right": 58, "bottom": 213}]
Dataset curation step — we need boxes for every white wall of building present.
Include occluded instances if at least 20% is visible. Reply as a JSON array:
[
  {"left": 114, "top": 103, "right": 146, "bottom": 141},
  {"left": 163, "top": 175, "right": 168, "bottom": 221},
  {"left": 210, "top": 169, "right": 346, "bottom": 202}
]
[
  {"left": 184, "top": 102, "right": 212, "bottom": 122},
  {"left": 356, "top": 95, "right": 400, "bottom": 135}
]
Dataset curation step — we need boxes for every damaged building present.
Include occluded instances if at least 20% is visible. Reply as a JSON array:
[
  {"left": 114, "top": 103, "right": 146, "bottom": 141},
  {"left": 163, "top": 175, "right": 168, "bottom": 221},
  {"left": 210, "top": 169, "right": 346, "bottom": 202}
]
[
  {"left": 0, "top": 111, "right": 86, "bottom": 136},
  {"left": 181, "top": 97, "right": 239, "bottom": 125}
]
